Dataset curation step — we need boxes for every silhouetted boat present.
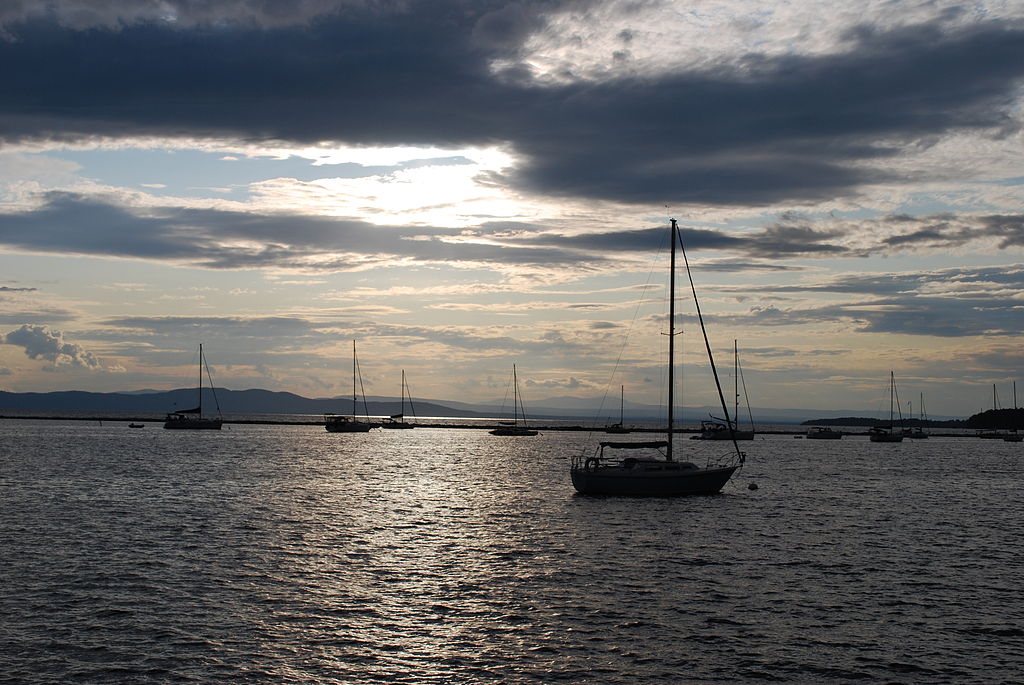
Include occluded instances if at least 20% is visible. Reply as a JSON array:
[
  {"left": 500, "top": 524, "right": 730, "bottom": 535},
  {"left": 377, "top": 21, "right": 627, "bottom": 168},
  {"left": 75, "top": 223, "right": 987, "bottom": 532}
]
[
  {"left": 604, "top": 385, "right": 630, "bottom": 434},
  {"left": 692, "top": 341, "right": 755, "bottom": 440},
  {"left": 325, "top": 340, "right": 376, "bottom": 433},
  {"left": 163, "top": 344, "right": 223, "bottom": 430},
  {"left": 128, "top": 423, "right": 145, "bottom": 428},
  {"left": 806, "top": 426, "right": 842, "bottom": 440},
  {"left": 490, "top": 364, "right": 538, "bottom": 436},
  {"left": 904, "top": 393, "right": 930, "bottom": 439},
  {"left": 380, "top": 369, "right": 416, "bottom": 429},
  {"left": 570, "top": 219, "right": 744, "bottom": 496},
  {"left": 976, "top": 383, "right": 1019, "bottom": 440},
  {"left": 869, "top": 371, "right": 903, "bottom": 443}
]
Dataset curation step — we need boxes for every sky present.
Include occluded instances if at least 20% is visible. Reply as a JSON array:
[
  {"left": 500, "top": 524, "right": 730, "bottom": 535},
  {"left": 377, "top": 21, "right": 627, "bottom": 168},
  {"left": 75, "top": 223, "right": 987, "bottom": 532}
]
[{"left": 1, "top": 0, "right": 1023, "bottom": 418}]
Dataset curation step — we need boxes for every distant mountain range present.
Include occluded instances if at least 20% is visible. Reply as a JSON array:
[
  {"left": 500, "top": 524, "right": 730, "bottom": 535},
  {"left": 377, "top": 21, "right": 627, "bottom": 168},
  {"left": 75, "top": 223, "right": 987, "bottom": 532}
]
[{"left": 0, "top": 387, "right": 964, "bottom": 424}]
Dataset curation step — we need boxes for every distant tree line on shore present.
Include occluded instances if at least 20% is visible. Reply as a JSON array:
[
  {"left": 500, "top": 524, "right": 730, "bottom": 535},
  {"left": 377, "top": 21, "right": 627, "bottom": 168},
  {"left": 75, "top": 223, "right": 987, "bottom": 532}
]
[{"left": 803, "top": 408, "right": 1024, "bottom": 430}]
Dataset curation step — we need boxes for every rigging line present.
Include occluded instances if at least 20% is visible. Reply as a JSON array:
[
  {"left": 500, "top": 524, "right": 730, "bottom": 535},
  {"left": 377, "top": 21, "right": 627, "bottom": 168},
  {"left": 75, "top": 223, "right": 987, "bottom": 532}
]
[
  {"left": 579, "top": 223, "right": 671, "bottom": 455},
  {"left": 736, "top": 353, "right": 754, "bottom": 429},
  {"left": 496, "top": 367, "right": 513, "bottom": 419},
  {"left": 356, "top": 351, "right": 372, "bottom": 420},
  {"left": 203, "top": 350, "right": 222, "bottom": 414},
  {"left": 893, "top": 372, "right": 904, "bottom": 424},
  {"left": 404, "top": 372, "right": 417, "bottom": 418},
  {"left": 675, "top": 223, "right": 745, "bottom": 465},
  {"left": 517, "top": 374, "right": 532, "bottom": 425}
]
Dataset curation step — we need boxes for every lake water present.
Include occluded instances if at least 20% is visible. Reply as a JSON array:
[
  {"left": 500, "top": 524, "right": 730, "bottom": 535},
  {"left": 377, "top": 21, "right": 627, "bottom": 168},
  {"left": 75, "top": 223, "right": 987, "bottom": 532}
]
[{"left": 2, "top": 420, "right": 1022, "bottom": 683}]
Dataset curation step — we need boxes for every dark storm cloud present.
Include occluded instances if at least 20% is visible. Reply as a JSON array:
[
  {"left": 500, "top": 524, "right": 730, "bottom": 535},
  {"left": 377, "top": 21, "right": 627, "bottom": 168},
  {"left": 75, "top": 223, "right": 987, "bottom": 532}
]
[{"left": 1, "top": 6, "right": 1022, "bottom": 205}]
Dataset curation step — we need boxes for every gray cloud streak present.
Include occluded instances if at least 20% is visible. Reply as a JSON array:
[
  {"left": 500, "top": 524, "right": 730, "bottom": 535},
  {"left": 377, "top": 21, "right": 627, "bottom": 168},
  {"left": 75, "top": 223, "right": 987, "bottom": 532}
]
[{"left": 710, "top": 264, "right": 1024, "bottom": 337}]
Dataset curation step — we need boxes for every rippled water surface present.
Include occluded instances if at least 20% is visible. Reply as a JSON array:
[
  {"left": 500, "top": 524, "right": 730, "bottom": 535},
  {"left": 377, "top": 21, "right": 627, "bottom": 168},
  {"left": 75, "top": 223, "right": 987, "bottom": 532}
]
[{"left": 2, "top": 420, "right": 1022, "bottom": 683}]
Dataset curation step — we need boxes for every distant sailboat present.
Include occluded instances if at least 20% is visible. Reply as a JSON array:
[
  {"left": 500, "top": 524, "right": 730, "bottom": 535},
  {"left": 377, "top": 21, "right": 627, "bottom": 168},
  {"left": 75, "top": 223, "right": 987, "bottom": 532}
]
[
  {"left": 325, "top": 340, "right": 376, "bottom": 433},
  {"left": 490, "top": 364, "right": 538, "bottom": 436},
  {"left": 868, "top": 371, "right": 903, "bottom": 443},
  {"left": 604, "top": 385, "right": 631, "bottom": 434},
  {"left": 904, "top": 393, "right": 930, "bottom": 439},
  {"left": 570, "top": 218, "right": 745, "bottom": 496},
  {"left": 1007, "top": 381, "right": 1022, "bottom": 442},
  {"left": 380, "top": 369, "right": 417, "bottom": 429},
  {"left": 693, "top": 340, "right": 755, "bottom": 440},
  {"left": 163, "top": 344, "right": 223, "bottom": 430}
]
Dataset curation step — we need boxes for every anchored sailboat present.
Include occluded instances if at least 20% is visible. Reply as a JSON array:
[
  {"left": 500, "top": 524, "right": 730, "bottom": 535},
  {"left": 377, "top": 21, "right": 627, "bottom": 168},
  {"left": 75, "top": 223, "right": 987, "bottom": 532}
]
[
  {"left": 977, "top": 382, "right": 1024, "bottom": 441},
  {"left": 381, "top": 369, "right": 417, "bottom": 429},
  {"left": 695, "top": 340, "right": 755, "bottom": 440},
  {"left": 869, "top": 371, "right": 904, "bottom": 443},
  {"left": 325, "top": 340, "right": 376, "bottom": 433},
  {"left": 163, "top": 344, "right": 223, "bottom": 430},
  {"left": 904, "top": 393, "right": 930, "bottom": 439},
  {"left": 1007, "top": 382, "right": 1023, "bottom": 442},
  {"left": 490, "top": 364, "right": 538, "bottom": 436},
  {"left": 604, "top": 385, "right": 631, "bottom": 434},
  {"left": 570, "top": 219, "right": 745, "bottom": 496}
]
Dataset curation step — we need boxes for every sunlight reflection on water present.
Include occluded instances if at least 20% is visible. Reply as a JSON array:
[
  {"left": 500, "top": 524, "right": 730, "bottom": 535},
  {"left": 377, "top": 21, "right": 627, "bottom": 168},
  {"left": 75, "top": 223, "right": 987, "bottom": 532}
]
[{"left": 1, "top": 421, "right": 1022, "bottom": 683}]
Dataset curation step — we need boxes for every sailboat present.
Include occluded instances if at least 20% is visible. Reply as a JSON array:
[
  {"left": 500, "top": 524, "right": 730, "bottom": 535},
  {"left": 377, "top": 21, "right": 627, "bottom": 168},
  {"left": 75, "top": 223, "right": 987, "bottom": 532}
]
[
  {"left": 976, "top": 382, "right": 1024, "bottom": 441},
  {"left": 325, "top": 340, "right": 376, "bottom": 433},
  {"left": 570, "top": 218, "right": 745, "bottom": 496},
  {"left": 380, "top": 370, "right": 417, "bottom": 429},
  {"left": 904, "top": 393, "right": 930, "bottom": 439},
  {"left": 489, "top": 364, "right": 538, "bottom": 436},
  {"left": 1006, "top": 382, "right": 1023, "bottom": 442},
  {"left": 163, "top": 344, "right": 223, "bottom": 430},
  {"left": 694, "top": 340, "right": 755, "bottom": 440},
  {"left": 868, "top": 371, "right": 904, "bottom": 442},
  {"left": 604, "top": 385, "right": 631, "bottom": 434}
]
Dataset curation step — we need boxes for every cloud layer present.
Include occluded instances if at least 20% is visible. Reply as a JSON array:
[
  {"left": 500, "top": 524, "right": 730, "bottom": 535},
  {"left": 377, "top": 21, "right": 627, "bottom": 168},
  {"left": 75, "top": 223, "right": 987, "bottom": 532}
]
[{"left": 2, "top": 7, "right": 1022, "bottom": 206}]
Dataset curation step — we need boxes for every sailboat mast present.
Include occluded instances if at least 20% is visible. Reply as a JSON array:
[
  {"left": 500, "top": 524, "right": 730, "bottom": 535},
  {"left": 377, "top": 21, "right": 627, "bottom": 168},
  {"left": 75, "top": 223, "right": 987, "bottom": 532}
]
[
  {"left": 620, "top": 385, "right": 624, "bottom": 425},
  {"left": 889, "top": 371, "right": 894, "bottom": 426},
  {"left": 667, "top": 219, "right": 677, "bottom": 461},
  {"left": 401, "top": 369, "right": 406, "bottom": 415},
  {"left": 513, "top": 364, "right": 520, "bottom": 426},
  {"left": 733, "top": 340, "right": 739, "bottom": 430},
  {"left": 352, "top": 340, "right": 357, "bottom": 417},
  {"left": 198, "top": 343, "right": 203, "bottom": 416}
]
